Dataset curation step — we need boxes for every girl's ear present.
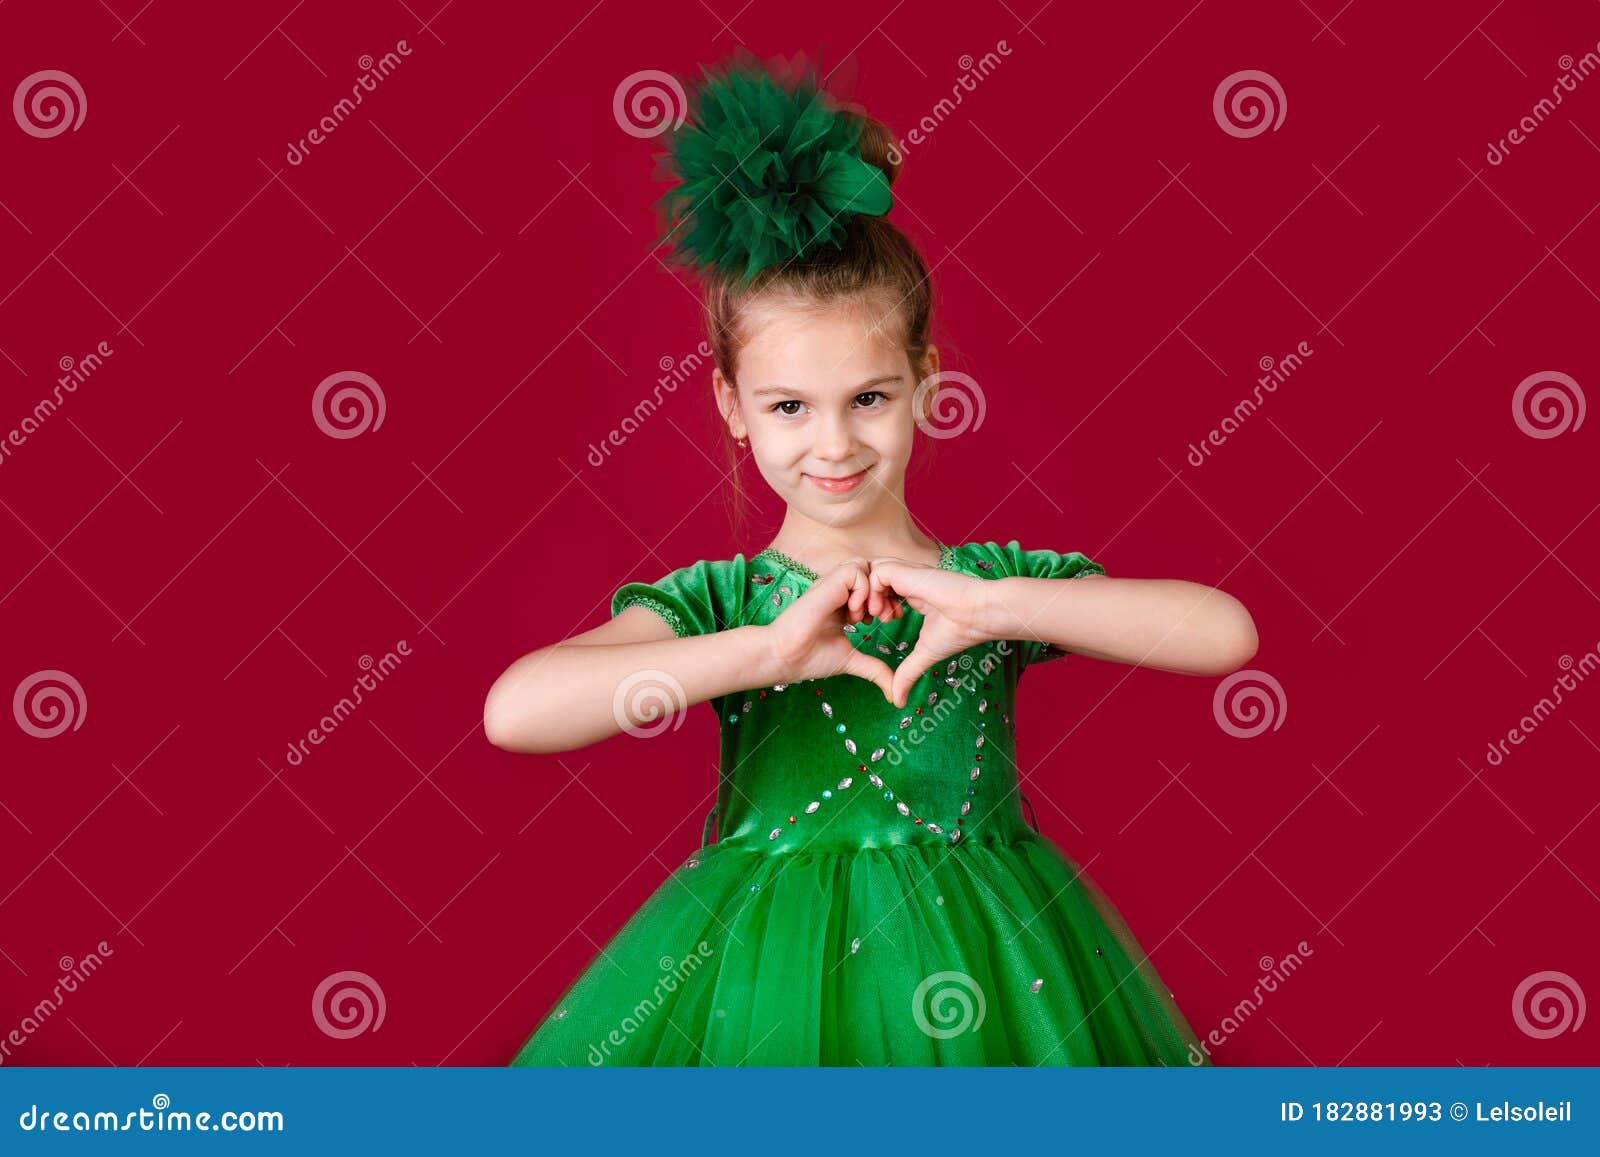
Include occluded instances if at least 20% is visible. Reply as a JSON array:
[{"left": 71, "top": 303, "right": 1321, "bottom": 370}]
[
  {"left": 712, "top": 366, "right": 744, "bottom": 440},
  {"left": 914, "top": 345, "right": 941, "bottom": 422}
]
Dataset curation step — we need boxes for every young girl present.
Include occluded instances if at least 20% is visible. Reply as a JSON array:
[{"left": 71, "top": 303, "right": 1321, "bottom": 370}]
[{"left": 486, "top": 50, "right": 1257, "bottom": 1066}]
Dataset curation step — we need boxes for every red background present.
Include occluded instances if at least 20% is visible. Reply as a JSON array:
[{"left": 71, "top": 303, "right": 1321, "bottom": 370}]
[{"left": 2, "top": 0, "right": 1597, "bottom": 1066}]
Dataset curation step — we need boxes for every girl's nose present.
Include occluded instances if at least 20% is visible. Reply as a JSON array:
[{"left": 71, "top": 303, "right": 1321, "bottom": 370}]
[{"left": 814, "top": 414, "right": 854, "bottom": 458}]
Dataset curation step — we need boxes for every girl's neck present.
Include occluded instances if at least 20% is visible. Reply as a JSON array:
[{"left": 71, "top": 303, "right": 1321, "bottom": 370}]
[{"left": 765, "top": 505, "right": 942, "bottom": 571}]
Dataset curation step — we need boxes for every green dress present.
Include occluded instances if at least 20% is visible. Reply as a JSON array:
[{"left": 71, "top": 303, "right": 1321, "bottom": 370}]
[{"left": 508, "top": 539, "right": 1209, "bottom": 1066}]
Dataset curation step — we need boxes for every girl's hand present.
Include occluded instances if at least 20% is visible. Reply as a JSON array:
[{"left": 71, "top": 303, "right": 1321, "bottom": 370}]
[
  {"left": 867, "top": 557, "right": 996, "bottom": 708},
  {"left": 762, "top": 559, "right": 897, "bottom": 702}
]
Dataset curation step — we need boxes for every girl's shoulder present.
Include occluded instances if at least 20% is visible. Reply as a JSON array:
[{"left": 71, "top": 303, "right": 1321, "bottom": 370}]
[
  {"left": 609, "top": 553, "right": 772, "bottom": 637},
  {"left": 951, "top": 539, "right": 1108, "bottom": 581}
]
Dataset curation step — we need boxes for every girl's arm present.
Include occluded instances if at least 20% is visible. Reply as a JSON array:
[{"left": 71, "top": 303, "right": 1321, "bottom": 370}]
[
  {"left": 483, "top": 610, "right": 783, "bottom": 754},
  {"left": 485, "top": 560, "right": 894, "bottom": 754},
  {"left": 980, "top": 574, "right": 1258, "bottom": 676}
]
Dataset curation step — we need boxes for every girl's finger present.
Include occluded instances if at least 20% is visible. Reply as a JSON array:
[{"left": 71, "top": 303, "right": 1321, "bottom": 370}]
[
  {"left": 843, "top": 565, "right": 865, "bottom": 621},
  {"left": 820, "top": 561, "right": 862, "bottom": 612},
  {"left": 844, "top": 650, "right": 896, "bottom": 704},
  {"left": 890, "top": 644, "right": 940, "bottom": 708},
  {"left": 848, "top": 568, "right": 870, "bottom": 619}
]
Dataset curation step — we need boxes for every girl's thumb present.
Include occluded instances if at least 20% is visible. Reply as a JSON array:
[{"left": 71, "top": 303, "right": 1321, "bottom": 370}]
[{"left": 845, "top": 651, "right": 896, "bottom": 704}]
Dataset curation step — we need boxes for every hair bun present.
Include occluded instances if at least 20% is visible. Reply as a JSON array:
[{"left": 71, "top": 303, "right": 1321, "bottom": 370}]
[
  {"left": 650, "top": 48, "right": 895, "bottom": 284},
  {"left": 852, "top": 116, "right": 900, "bottom": 187}
]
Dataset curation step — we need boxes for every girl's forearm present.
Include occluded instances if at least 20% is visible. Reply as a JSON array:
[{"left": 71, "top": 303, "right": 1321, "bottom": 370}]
[
  {"left": 484, "top": 625, "right": 783, "bottom": 754},
  {"left": 979, "top": 576, "right": 1257, "bottom": 676}
]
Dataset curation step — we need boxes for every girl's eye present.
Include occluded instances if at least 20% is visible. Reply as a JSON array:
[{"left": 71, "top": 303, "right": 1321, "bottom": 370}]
[{"left": 769, "top": 392, "right": 888, "bottom": 417}]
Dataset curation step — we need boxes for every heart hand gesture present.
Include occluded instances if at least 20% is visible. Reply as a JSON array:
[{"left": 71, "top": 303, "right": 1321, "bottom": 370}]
[
  {"left": 763, "top": 559, "right": 896, "bottom": 702},
  {"left": 866, "top": 557, "right": 994, "bottom": 708}
]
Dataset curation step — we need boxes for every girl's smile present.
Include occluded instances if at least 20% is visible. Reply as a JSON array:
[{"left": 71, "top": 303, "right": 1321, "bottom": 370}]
[{"left": 804, "top": 466, "right": 869, "bottom": 493}]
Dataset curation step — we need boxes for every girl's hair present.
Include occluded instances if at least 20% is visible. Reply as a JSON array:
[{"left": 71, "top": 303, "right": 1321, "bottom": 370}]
[{"left": 699, "top": 114, "right": 940, "bottom": 539}]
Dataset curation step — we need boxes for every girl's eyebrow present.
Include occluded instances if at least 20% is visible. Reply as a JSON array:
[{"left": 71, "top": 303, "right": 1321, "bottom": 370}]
[{"left": 749, "top": 374, "right": 903, "bottom": 399}]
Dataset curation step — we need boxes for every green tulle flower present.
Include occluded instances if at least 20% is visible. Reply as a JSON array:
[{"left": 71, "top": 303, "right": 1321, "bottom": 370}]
[{"left": 652, "top": 55, "right": 893, "bottom": 284}]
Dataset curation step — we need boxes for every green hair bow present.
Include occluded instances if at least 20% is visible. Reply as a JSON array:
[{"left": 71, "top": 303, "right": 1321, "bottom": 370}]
[{"left": 651, "top": 52, "right": 894, "bottom": 284}]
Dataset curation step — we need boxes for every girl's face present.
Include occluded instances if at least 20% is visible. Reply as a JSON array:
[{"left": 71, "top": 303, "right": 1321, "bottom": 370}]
[{"left": 714, "top": 300, "right": 938, "bottom": 528}]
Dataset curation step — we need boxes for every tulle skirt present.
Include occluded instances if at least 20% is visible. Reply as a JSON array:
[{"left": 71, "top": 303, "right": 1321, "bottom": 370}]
[{"left": 508, "top": 834, "right": 1209, "bottom": 1066}]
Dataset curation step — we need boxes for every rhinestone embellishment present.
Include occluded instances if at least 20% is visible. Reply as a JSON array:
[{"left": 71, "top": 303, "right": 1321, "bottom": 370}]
[
  {"left": 754, "top": 666, "right": 1002, "bottom": 847},
  {"left": 742, "top": 545, "right": 1007, "bottom": 848}
]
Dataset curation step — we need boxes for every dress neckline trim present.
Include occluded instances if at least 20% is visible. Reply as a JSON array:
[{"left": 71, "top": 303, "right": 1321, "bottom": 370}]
[{"left": 752, "top": 542, "right": 958, "bottom": 581}]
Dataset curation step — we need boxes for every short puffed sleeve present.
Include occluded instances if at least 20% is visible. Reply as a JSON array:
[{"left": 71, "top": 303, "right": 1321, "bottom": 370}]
[
  {"left": 610, "top": 559, "right": 722, "bottom": 638},
  {"left": 973, "top": 539, "right": 1108, "bottom": 666}
]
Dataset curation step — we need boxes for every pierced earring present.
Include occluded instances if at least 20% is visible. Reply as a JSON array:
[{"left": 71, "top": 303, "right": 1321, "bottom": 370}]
[{"left": 736, "top": 437, "right": 747, "bottom": 448}]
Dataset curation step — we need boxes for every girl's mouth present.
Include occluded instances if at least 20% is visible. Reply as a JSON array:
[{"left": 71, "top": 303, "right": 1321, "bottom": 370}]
[{"left": 805, "top": 468, "right": 868, "bottom": 494}]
